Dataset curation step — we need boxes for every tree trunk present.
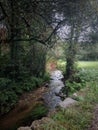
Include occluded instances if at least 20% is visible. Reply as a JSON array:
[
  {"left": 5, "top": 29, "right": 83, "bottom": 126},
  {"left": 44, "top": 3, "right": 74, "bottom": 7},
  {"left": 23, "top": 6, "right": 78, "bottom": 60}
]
[{"left": 9, "top": 1, "right": 20, "bottom": 79}]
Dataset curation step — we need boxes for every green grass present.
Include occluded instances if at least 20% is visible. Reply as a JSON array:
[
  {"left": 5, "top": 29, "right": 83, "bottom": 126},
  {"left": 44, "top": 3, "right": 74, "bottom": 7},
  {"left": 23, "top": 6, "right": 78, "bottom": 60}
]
[
  {"left": 43, "top": 60, "right": 98, "bottom": 130},
  {"left": 42, "top": 82, "right": 98, "bottom": 130},
  {"left": 78, "top": 61, "right": 98, "bottom": 69},
  {"left": 57, "top": 60, "right": 98, "bottom": 69},
  {"left": 57, "top": 60, "right": 98, "bottom": 72}
]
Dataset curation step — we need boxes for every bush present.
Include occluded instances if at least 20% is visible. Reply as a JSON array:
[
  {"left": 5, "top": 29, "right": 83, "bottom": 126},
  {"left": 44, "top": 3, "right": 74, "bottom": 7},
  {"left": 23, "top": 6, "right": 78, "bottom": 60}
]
[
  {"left": 0, "top": 78, "right": 12, "bottom": 90},
  {"left": 22, "top": 77, "right": 44, "bottom": 91},
  {"left": 30, "top": 77, "right": 44, "bottom": 87},
  {"left": 0, "top": 90, "right": 18, "bottom": 115},
  {"left": 57, "top": 62, "right": 66, "bottom": 73},
  {"left": 43, "top": 73, "right": 50, "bottom": 82},
  {"left": 0, "top": 75, "right": 47, "bottom": 115},
  {"left": 22, "top": 81, "right": 36, "bottom": 91},
  {"left": 64, "top": 77, "right": 86, "bottom": 95},
  {"left": 10, "top": 82, "right": 23, "bottom": 95}
]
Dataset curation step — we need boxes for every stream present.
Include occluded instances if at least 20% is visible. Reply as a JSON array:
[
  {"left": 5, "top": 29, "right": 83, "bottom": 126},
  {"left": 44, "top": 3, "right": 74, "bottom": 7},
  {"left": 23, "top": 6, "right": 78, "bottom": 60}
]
[
  {"left": 0, "top": 70, "right": 64, "bottom": 130},
  {"left": 43, "top": 70, "right": 64, "bottom": 110}
]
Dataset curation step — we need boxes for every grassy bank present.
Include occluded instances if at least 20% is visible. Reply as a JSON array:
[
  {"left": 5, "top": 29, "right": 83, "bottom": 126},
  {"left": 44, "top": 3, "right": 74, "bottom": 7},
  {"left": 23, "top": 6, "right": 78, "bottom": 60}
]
[
  {"left": 43, "top": 82, "right": 98, "bottom": 130},
  {"left": 78, "top": 61, "right": 98, "bottom": 69},
  {"left": 51, "top": 84, "right": 98, "bottom": 130},
  {"left": 42, "top": 60, "right": 98, "bottom": 130},
  {"left": 57, "top": 60, "right": 98, "bottom": 70}
]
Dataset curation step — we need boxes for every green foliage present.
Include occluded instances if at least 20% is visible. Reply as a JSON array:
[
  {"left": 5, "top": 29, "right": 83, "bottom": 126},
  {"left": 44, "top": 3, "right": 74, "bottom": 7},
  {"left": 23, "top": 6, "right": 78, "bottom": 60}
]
[
  {"left": 78, "top": 43, "right": 98, "bottom": 61},
  {"left": 57, "top": 60, "right": 66, "bottom": 72},
  {"left": 73, "top": 96, "right": 84, "bottom": 101},
  {"left": 43, "top": 73, "right": 50, "bottom": 82},
  {"left": 78, "top": 61, "right": 98, "bottom": 69},
  {"left": 65, "top": 80, "right": 85, "bottom": 95},
  {"left": 62, "top": 71, "right": 86, "bottom": 95},
  {"left": 10, "top": 82, "right": 23, "bottom": 95},
  {"left": 21, "top": 77, "right": 44, "bottom": 91},
  {"left": 30, "top": 104, "right": 48, "bottom": 120},
  {"left": 45, "top": 82, "right": 98, "bottom": 130},
  {"left": 43, "top": 122, "right": 67, "bottom": 130},
  {"left": 44, "top": 67, "right": 98, "bottom": 130},
  {"left": 0, "top": 78, "right": 12, "bottom": 90},
  {"left": 22, "top": 80, "right": 36, "bottom": 91},
  {"left": 0, "top": 75, "right": 48, "bottom": 115},
  {"left": 23, "top": 104, "right": 48, "bottom": 125},
  {"left": 30, "top": 77, "right": 43, "bottom": 87},
  {"left": 0, "top": 54, "right": 10, "bottom": 76},
  {"left": 60, "top": 61, "right": 98, "bottom": 95},
  {"left": 0, "top": 90, "right": 18, "bottom": 115},
  {"left": 77, "top": 68, "right": 98, "bottom": 82}
]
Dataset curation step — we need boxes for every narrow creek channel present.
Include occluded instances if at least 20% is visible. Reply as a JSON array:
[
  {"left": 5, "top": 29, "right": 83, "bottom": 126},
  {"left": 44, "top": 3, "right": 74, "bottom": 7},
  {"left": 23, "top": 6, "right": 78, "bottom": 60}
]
[
  {"left": 43, "top": 70, "right": 64, "bottom": 110},
  {"left": 0, "top": 70, "right": 64, "bottom": 130}
]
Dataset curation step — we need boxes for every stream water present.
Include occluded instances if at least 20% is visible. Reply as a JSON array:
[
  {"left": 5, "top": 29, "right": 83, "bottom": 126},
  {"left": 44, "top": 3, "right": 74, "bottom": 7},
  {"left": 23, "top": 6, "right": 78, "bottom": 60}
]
[
  {"left": 0, "top": 70, "right": 64, "bottom": 130},
  {"left": 43, "top": 70, "right": 64, "bottom": 110}
]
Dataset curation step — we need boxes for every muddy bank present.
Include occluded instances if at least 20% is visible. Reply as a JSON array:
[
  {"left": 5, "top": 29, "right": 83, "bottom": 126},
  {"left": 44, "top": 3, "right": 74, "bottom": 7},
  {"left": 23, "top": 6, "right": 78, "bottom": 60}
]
[
  {"left": 0, "top": 70, "right": 65, "bottom": 130},
  {"left": 0, "top": 87, "right": 48, "bottom": 130}
]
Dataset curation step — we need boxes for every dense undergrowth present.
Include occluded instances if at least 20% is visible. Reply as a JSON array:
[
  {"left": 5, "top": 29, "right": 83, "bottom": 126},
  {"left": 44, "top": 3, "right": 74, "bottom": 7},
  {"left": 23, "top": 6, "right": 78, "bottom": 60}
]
[
  {"left": 66, "top": 68, "right": 98, "bottom": 95},
  {"left": 57, "top": 60, "right": 98, "bottom": 95},
  {"left": 0, "top": 73, "right": 50, "bottom": 116}
]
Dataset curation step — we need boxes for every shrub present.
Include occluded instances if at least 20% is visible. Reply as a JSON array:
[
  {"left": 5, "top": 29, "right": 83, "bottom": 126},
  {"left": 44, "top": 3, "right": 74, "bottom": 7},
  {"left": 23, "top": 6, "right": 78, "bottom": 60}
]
[
  {"left": 10, "top": 82, "right": 23, "bottom": 95},
  {"left": 0, "top": 90, "right": 18, "bottom": 115},
  {"left": 64, "top": 79, "right": 86, "bottom": 95},
  {"left": 0, "top": 78, "right": 12, "bottom": 90},
  {"left": 43, "top": 73, "right": 50, "bottom": 82},
  {"left": 21, "top": 81, "right": 35, "bottom": 91},
  {"left": 30, "top": 77, "right": 43, "bottom": 87},
  {"left": 0, "top": 75, "right": 47, "bottom": 115}
]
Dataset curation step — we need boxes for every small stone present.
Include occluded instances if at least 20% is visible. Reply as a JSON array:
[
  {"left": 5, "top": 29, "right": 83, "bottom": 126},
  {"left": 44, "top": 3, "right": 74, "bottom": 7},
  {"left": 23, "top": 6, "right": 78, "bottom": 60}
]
[
  {"left": 59, "top": 97, "right": 77, "bottom": 108},
  {"left": 45, "top": 83, "right": 49, "bottom": 87},
  {"left": 17, "top": 126, "right": 31, "bottom": 130},
  {"left": 30, "top": 117, "right": 54, "bottom": 129},
  {"left": 73, "top": 93, "right": 78, "bottom": 97}
]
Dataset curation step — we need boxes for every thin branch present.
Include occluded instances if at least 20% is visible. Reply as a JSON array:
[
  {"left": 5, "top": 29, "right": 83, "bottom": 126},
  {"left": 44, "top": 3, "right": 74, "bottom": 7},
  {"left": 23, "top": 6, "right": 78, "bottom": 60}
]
[
  {"left": 45, "top": 19, "right": 65, "bottom": 42},
  {"left": 0, "top": 37, "right": 46, "bottom": 45}
]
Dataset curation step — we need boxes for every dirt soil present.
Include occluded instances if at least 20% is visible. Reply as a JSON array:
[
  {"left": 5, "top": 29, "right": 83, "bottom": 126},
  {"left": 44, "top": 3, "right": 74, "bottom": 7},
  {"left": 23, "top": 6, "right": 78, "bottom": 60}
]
[{"left": 0, "top": 86, "right": 47, "bottom": 130}]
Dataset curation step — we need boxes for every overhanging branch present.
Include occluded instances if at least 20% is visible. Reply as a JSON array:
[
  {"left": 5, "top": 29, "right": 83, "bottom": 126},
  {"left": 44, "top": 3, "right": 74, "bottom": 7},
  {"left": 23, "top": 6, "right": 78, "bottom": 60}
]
[{"left": 0, "top": 37, "right": 46, "bottom": 45}]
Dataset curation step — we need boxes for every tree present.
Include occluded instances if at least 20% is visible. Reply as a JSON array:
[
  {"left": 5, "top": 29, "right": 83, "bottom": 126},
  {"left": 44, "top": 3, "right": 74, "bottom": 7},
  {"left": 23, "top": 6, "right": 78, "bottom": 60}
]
[
  {"left": 0, "top": 0, "right": 57, "bottom": 79},
  {"left": 51, "top": 0, "right": 98, "bottom": 96}
]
